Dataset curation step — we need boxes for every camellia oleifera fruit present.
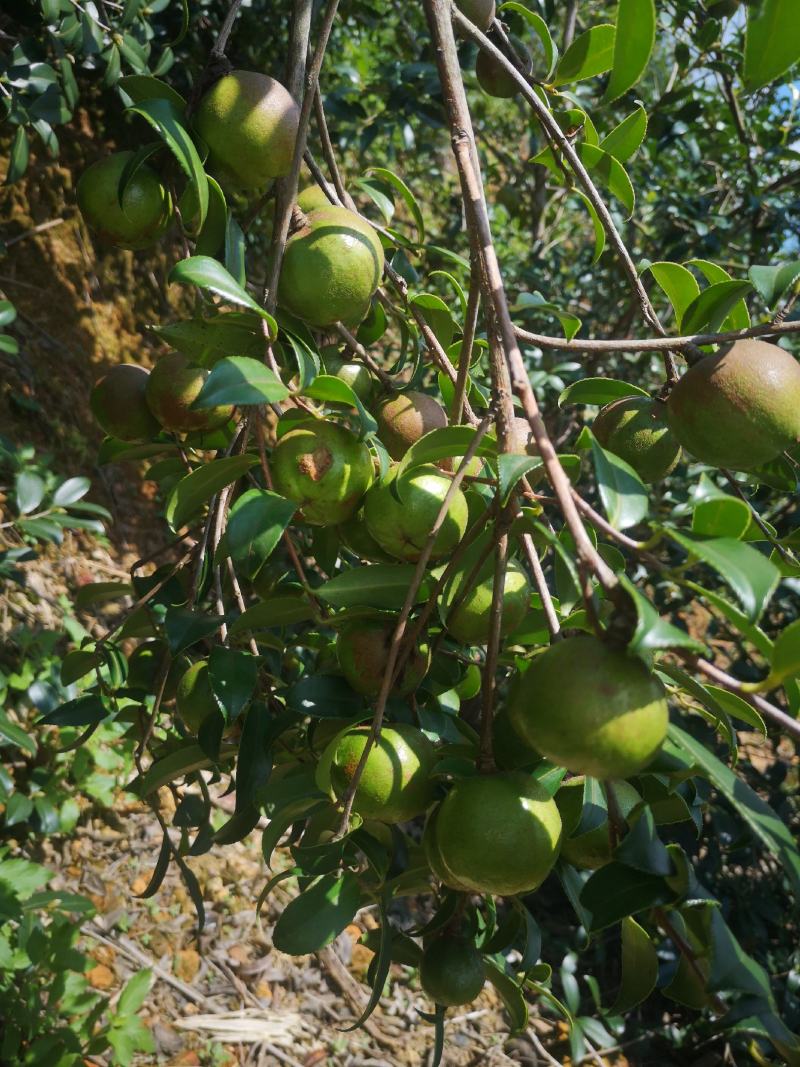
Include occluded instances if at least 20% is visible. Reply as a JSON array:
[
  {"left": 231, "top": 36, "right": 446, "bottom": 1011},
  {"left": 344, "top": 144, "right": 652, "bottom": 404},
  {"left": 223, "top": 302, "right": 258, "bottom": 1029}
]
[
  {"left": 278, "top": 206, "right": 384, "bottom": 327},
  {"left": 666, "top": 339, "right": 800, "bottom": 470},
  {"left": 296, "top": 182, "right": 336, "bottom": 213},
  {"left": 194, "top": 70, "right": 299, "bottom": 190},
  {"left": 375, "top": 391, "right": 448, "bottom": 459},
  {"left": 455, "top": 0, "right": 495, "bottom": 31},
  {"left": 592, "top": 395, "right": 681, "bottom": 482},
  {"left": 322, "top": 349, "right": 375, "bottom": 404},
  {"left": 90, "top": 364, "right": 160, "bottom": 442},
  {"left": 425, "top": 772, "right": 562, "bottom": 895},
  {"left": 508, "top": 635, "right": 669, "bottom": 779},
  {"left": 317, "top": 723, "right": 436, "bottom": 823},
  {"left": 77, "top": 152, "right": 172, "bottom": 250},
  {"left": 271, "top": 421, "right": 374, "bottom": 525},
  {"left": 443, "top": 557, "right": 530, "bottom": 644},
  {"left": 556, "top": 777, "right": 642, "bottom": 870},
  {"left": 475, "top": 36, "right": 533, "bottom": 98},
  {"left": 363, "top": 464, "right": 469, "bottom": 562},
  {"left": 145, "top": 353, "right": 233, "bottom": 434},
  {"left": 420, "top": 936, "right": 486, "bottom": 1007},
  {"left": 338, "top": 508, "right": 394, "bottom": 562},
  {"left": 336, "top": 619, "right": 431, "bottom": 698}
]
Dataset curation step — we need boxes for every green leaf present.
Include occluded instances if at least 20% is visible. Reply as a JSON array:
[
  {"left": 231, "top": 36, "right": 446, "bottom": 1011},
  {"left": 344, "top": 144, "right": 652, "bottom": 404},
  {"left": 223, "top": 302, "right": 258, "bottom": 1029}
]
[
  {"left": 603, "top": 0, "right": 656, "bottom": 102},
  {"left": 703, "top": 683, "right": 767, "bottom": 734},
  {"left": 52, "top": 476, "right": 90, "bottom": 506},
  {"left": 230, "top": 596, "right": 316, "bottom": 633},
  {"left": 15, "top": 472, "right": 46, "bottom": 514},
  {"left": 131, "top": 742, "right": 234, "bottom": 796},
  {"left": 39, "top": 694, "right": 108, "bottom": 727},
  {"left": 578, "top": 144, "right": 635, "bottom": 217},
  {"left": 743, "top": 0, "right": 800, "bottom": 91},
  {"left": 272, "top": 872, "right": 363, "bottom": 955},
  {"left": 152, "top": 314, "right": 265, "bottom": 365},
  {"left": 614, "top": 808, "right": 673, "bottom": 875},
  {"left": 619, "top": 576, "right": 707, "bottom": 657},
  {"left": 599, "top": 106, "right": 648, "bottom": 162},
  {"left": 193, "top": 356, "right": 289, "bottom": 408},
  {"left": 499, "top": 2, "right": 557, "bottom": 78},
  {"left": 410, "top": 292, "right": 456, "bottom": 350},
  {"left": 128, "top": 97, "right": 207, "bottom": 227},
  {"left": 168, "top": 257, "right": 277, "bottom": 331},
  {"left": 164, "top": 608, "right": 227, "bottom": 653},
  {"left": 225, "top": 213, "right": 246, "bottom": 285},
  {"left": 664, "top": 529, "right": 779, "bottom": 622},
  {"left": 554, "top": 24, "right": 616, "bottom": 85},
  {"left": 0, "top": 712, "right": 37, "bottom": 754},
  {"left": 302, "top": 374, "right": 377, "bottom": 436},
  {"left": 484, "top": 961, "right": 529, "bottom": 1033},
  {"left": 764, "top": 618, "right": 800, "bottom": 688},
  {"left": 165, "top": 455, "right": 258, "bottom": 531},
  {"left": 395, "top": 425, "right": 495, "bottom": 480},
  {"left": 118, "top": 74, "right": 186, "bottom": 110},
  {"left": 0, "top": 300, "right": 17, "bottom": 328},
  {"left": 682, "top": 580, "right": 774, "bottom": 659},
  {"left": 498, "top": 454, "right": 542, "bottom": 506},
  {"left": 668, "top": 724, "right": 800, "bottom": 899},
  {"left": 366, "top": 167, "right": 424, "bottom": 243},
  {"left": 645, "top": 261, "right": 700, "bottom": 327},
  {"left": 117, "top": 969, "right": 153, "bottom": 1014},
  {"left": 579, "top": 863, "right": 676, "bottom": 932},
  {"left": 691, "top": 497, "right": 751, "bottom": 540},
  {"left": 573, "top": 190, "right": 606, "bottom": 261},
  {"left": 610, "top": 917, "right": 658, "bottom": 1014},
  {"left": 589, "top": 432, "right": 648, "bottom": 530},
  {"left": 317, "top": 564, "right": 432, "bottom": 610},
  {"left": 221, "top": 488, "right": 296, "bottom": 578},
  {"left": 748, "top": 261, "right": 800, "bottom": 308},
  {"left": 209, "top": 646, "right": 258, "bottom": 721},
  {"left": 681, "top": 280, "right": 754, "bottom": 335},
  {"left": 512, "top": 291, "right": 582, "bottom": 340},
  {"left": 343, "top": 897, "right": 392, "bottom": 1030},
  {"left": 685, "top": 259, "right": 751, "bottom": 331},
  {"left": 286, "top": 674, "right": 367, "bottom": 718},
  {"left": 559, "top": 377, "right": 648, "bottom": 407}
]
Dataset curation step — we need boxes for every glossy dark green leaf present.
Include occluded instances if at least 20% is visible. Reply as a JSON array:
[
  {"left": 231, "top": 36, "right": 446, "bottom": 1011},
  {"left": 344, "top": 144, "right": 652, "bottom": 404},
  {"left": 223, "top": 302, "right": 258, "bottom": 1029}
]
[
  {"left": 152, "top": 315, "right": 264, "bottom": 365},
  {"left": 589, "top": 432, "right": 648, "bottom": 530},
  {"left": 6, "top": 127, "right": 30, "bottom": 184},
  {"left": 579, "top": 863, "right": 677, "bottom": 932},
  {"left": 743, "top": 0, "right": 800, "bottom": 91},
  {"left": 554, "top": 24, "right": 615, "bottom": 85},
  {"left": 317, "top": 564, "right": 432, "bottom": 609},
  {"left": 118, "top": 74, "right": 186, "bottom": 109},
  {"left": 499, "top": 2, "right": 557, "bottom": 77},
  {"left": 498, "top": 454, "right": 542, "bottom": 505},
  {"left": 165, "top": 455, "right": 258, "bottom": 530},
  {"left": 230, "top": 595, "right": 317, "bottom": 633},
  {"left": 603, "top": 0, "right": 655, "bottom": 102},
  {"left": 164, "top": 608, "right": 228, "bottom": 653},
  {"left": 131, "top": 742, "right": 234, "bottom": 796},
  {"left": 38, "top": 694, "right": 107, "bottom": 727},
  {"left": 367, "top": 166, "right": 424, "bottom": 242},
  {"left": 193, "top": 356, "right": 289, "bottom": 409},
  {"left": 128, "top": 98, "right": 207, "bottom": 226},
  {"left": 559, "top": 377, "right": 649, "bottom": 408},
  {"left": 578, "top": 144, "right": 635, "bottom": 217},
  {"left": 681, "top": 280, "right": 754, "bottom": 335},
  {"left": 168, "top": 256, "right": 277, "bottom": 331},
  {"left": 599, "top": 106, "right": 648, "bottom": 162},
  {"left": 285, "top": 674, "right": 367, "bottom": 718},
  {"left": 484, "top": 961, "right": 528, "bottom": 1033},
  {"left": 610, "top": 917, "right": 659, "bottom": 1014},
  {"left": 303, "top": 374, "right": 377, "bottom": 436},
  {"left": 221, "top": 488, "right": 296, "bottom": 578},
  {"left": 646, "top": 261, "right": 700, "bottom": 327},
  {"left": 15, "top": 472, "right": 46, "bottom": 515},
  {"left": 620, "top": 577, "right": 707, "bottom": 657},
  {"left": 272, "top": 872, "right": 363, "bottom": 955},
  {"left": 209, "top": 646, "right": 258, "bottom": 721},
  {"left": 614, "top": 808, "right": 674, "bottom": 876},
  {"left": 765, "top": 618, "right": 800, "bottom": 687},
  {"left": 748, "top": 261, "right": 800, "bottom": 308}
]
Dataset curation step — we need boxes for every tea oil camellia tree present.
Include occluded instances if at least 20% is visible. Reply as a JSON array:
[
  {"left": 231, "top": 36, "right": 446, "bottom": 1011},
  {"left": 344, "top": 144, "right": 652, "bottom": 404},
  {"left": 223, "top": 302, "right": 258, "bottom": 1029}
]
[{"left": 10, "top": 0, "right": 800, "bottom": 1061}]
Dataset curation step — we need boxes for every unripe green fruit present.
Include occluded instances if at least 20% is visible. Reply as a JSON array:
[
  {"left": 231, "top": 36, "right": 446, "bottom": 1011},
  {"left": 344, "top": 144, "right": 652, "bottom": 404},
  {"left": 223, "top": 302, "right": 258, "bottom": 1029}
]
[
  {"left": 336, "top": 619, "right": 431, "bottom": 698},
  {"left": 322, "top": 351, "right": 375, "bottom": 404},
  {"left": 592, "top": 396, "right": 681, "bottom": 482},
  {"left": 278, "top": 206, "right": 384, "bottom": 327},
  {"left": 297, "top": 183, "right": 336, "bottom": 213},
  {"left": 455, "top": 0, "right": 495, "bottom": 31},
  {"left": 375, "top": 391, "right": 448, "bottom": 460},
  {"left": 77, "top": 152, "right": 172, "bottom": 250},
  {"left": 318, "top": 723, "right": 437, "bottom": 823},
  {"left": 270, "top": 421, "right": 374, "bottom": 525},
  {"left": 432, "top": 772, "right": 562, "bottom": 895},
  {"left": 145, "top": 353, "right": 233, "bottom": 434},
  {"left": 127, "top": 640, "right": 188, "bottom": 703},
  {"left": 556, "top": 777, "right": 641, "bottom": 870},
  {"left": 363, "top": 464, "right": 469, "bottom": 562},
  {"left": 509, "top": 635, "right": 669, "bottom": 779},
  {"left": 420, "top": 937, "right": 486, "bottom": 1006},
  {"left": 176, "top": 660, "right": 218, "bottom": 732},
  {"left": 475, "top": 37, "right": 533, "bottom": 98},
  {"left": 444, "top": 557, "right": 530, "bottom": 645},
  {"left": 194, "top": 70, "right": 299, "bottom": 190},
  {"left": 666, "top": 339, "right": 800, "bottom": 471},
  {"left": 338, "top": 509, "right": 395, "bottom": 562},
  {"left": 90, "top": 364, "right": 160, "bottom": 442}
]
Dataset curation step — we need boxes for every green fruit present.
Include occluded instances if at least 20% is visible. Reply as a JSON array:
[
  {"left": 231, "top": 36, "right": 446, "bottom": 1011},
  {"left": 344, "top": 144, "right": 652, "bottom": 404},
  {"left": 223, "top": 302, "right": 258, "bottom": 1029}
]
[
  {"left": 90, "top": 364, "right": 160, "bottom": 442},
  {"left": 455, "top": 0, "right": 495, "bottom": 31},
  {"left": 666, "top": 339, "right": 800, "bottom": 471},
  {"left": 322, "top": 350, "right": 375, "bottom": 403},
  {"left": 432, "top": 772, "right": 562, "bottom": 895},
  {"left": 338, "top": 509, "right": 395, "bottom": 562},
  {"left": 319, "top": 723, "right": 437, "bottom": 823},
  {"left": 509, "top": 415, "right": 538, "bottom": 457},
  {"left": 336, "top": 619, "right": 431, "bottom": 698},
  {"left": 194, "top": 70, "right": 299, "bottom": 190},
  {"left": 508, "top": 635, "right": 669, "bottom": 779},
  {"left": 420, "top": 937, "right": 486, "bottom": 1006},
  {"left": 593, "top": 396, "right": 681, "bottom": 482},
  {"left": 127, "top": 641, "right": 188, "bottom": 703},
  {"left": 278, "top": 206, "right": 384, "bottom": 327},
  {"left": 363, "top": 464, "right": 469, "bottom": 562},
  {"left": 444, "top": 557, "right": 530, "bottom": 644},
  {"left": 297, "top": 182, "right": 336, "bottom": 213},
  {"left": 556, "top": 777, "right": 642, "bottom": 870},
  {"left": 145, "top": 353, "right": 233, "bottom": 434},
  {"left": 270, "top": 421, "right": 374, "bottom": 525},
  {"left": 176, "top": 660, "right": 218, "bottom": 732},
  {"left": 475, "top": 37, "right": 532, "bottom": 97},
  {"left": 77, "top": 151, "right": 172, "bottom": 250},
  {"left": 376, "top": 391, "right": 448, "bottom": 460}
]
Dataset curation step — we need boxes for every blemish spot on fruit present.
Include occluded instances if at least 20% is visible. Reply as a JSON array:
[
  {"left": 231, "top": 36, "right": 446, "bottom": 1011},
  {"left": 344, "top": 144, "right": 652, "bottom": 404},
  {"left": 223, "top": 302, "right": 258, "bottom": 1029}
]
[{"left": 298, "top": 445, "right": 333, "bottom": 482}]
